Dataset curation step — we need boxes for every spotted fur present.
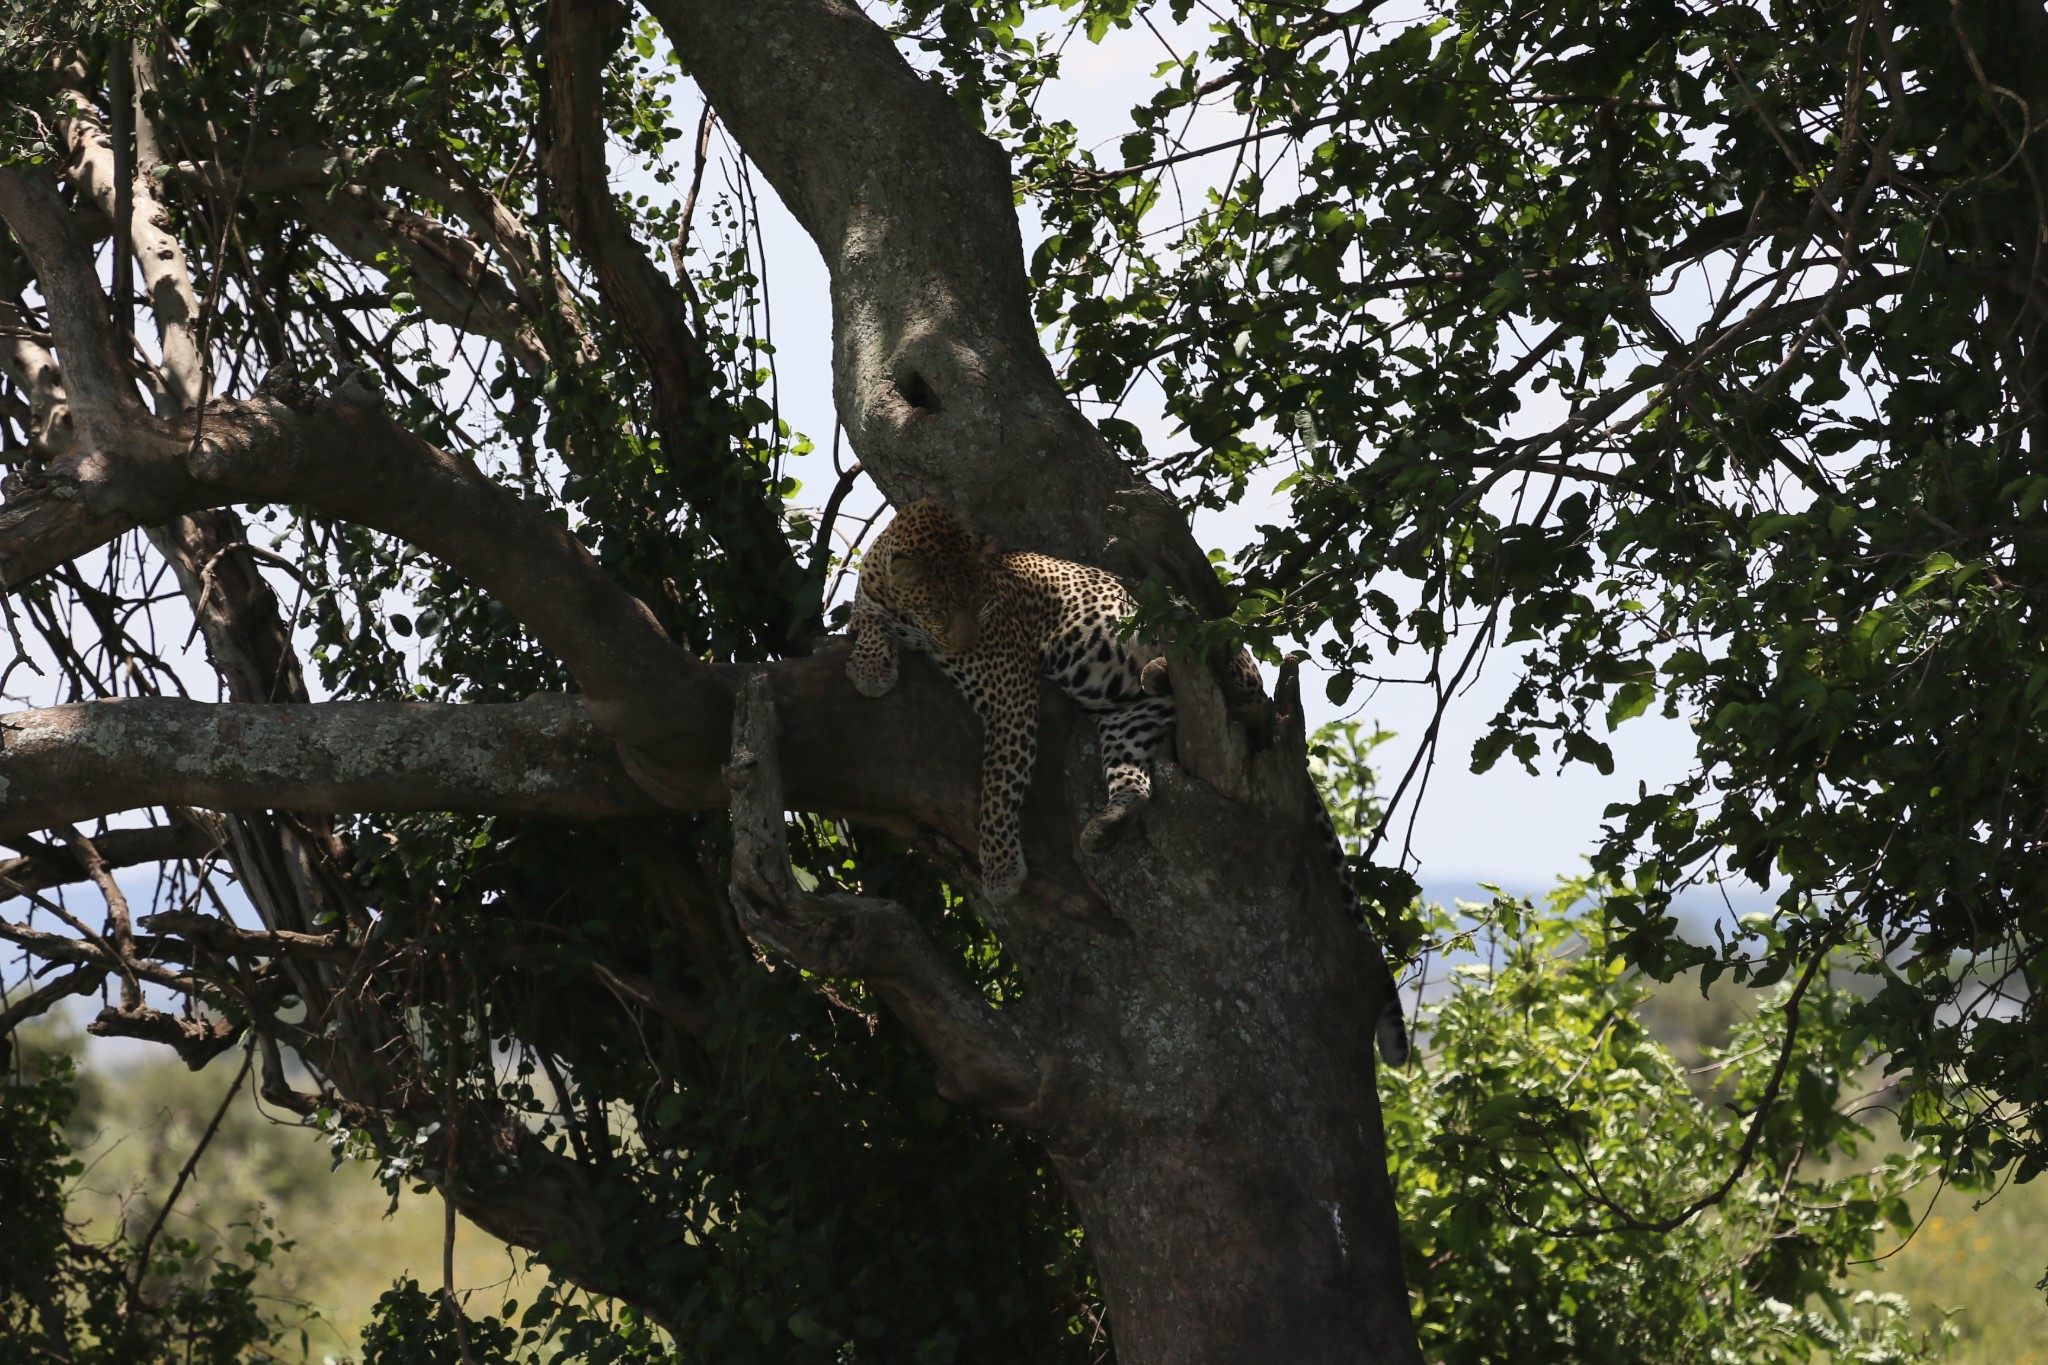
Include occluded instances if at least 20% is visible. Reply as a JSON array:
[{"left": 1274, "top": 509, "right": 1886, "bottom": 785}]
[{"left": 847, "top": 499, "right": 1410, "bottom": 1066}]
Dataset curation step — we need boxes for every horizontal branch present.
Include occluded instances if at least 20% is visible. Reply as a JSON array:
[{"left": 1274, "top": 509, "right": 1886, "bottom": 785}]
[
  {"left": 0, "top": 962, "right": 107, "bottom": 1040},
  {"left": 0, "top": 695, "right": 663, "bottom": 836},
  {"left": 0, "top": 374, "right": 722, "bottom": 768},
  {"left": 0, "top": 650, "right": 1105, "bottom": 913}
]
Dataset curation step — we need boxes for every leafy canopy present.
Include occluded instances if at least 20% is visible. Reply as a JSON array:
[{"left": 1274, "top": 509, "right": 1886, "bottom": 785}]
[{"left": 907, "top": 0, "right": 2048, "bottom": 1188}]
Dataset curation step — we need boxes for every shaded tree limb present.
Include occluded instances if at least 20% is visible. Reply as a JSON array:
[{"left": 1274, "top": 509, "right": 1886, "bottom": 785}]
[
  {"left": 543, "top": 0, "right": 821, "bottom": 651},
  {"left": 724, "top": 671, "right": 1050, "bottom": 1122},
  {"left": 0, "top": 821, "right": 220, "bottom": 896},
  {"left": 0, "top": 169, "right": 136, "bottom": 442},
  {"left": 53, "top": 59, "right": 206, "bottom": 410}
]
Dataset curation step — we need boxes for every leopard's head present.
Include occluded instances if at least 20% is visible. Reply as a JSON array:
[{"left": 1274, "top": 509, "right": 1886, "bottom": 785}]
[{"left": 865, "top": 499, "right": 995, "bottom": 653}]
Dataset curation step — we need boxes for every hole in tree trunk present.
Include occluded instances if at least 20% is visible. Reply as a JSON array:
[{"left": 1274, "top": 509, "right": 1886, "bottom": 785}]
[{"left": 897, "top": 370, "right": 940, "bottom": 413}]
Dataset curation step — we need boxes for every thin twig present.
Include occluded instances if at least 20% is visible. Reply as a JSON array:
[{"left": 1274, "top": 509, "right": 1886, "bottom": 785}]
[
  {"left": 127, "top": 1047, "right": 255, "bottom": 1315},
  {"left": 58, "top": 825, "right": 141, "bottom": 1009},
  {"left": 809, "top": 459, "right": 863, "bottom": 583}
]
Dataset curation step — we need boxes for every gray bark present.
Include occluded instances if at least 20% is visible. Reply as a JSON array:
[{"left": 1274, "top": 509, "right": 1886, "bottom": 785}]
[{"left": 0, "top": 696, "right": 660, "bottom": 835}]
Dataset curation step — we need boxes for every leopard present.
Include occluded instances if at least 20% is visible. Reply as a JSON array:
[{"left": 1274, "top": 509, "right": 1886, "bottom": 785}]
[{"left": 846, "top": 498, "right": 1410, "bottom": 1066}]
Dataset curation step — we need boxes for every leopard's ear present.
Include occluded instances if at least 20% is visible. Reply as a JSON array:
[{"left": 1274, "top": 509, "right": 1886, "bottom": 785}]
[
  {"left": 976, "top": 534, "right": 1002, "bottom": 561},
  {"left": 891, "top": 553, "right": 928, "bottom": 586}
]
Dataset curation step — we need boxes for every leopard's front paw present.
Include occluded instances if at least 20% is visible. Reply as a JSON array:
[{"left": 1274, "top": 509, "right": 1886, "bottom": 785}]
[{"left": 847, "top": 654, "right": 898, "bottom": 698}]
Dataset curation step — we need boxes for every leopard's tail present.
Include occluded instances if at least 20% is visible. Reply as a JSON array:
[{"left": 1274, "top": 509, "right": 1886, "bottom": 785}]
[
  {"left": 1314, "top": 796, "right": 1412, "bottom": 1068},
  {"left": 1373, "top": 964, "right": 1411, "bottom": 1068}
]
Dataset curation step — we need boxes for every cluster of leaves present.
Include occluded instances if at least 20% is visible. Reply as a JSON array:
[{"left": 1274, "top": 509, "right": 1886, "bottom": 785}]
[
  {"left": 355, "top": 1277, "right": 676, "bottom": 1365},
  {"left": 0, "top": 1046, "right": 291, "bottom": 1365},
  {"left": 1306, "top": 724, "right": 1948, "bottom": 1362},
  {"left": 898, "top": 0, "right": 2048, "bottom": 1193},
  {"left": 1391, "top": 885, "right": 1955, "bottom": 1364},
  {"left": 315, "top": 814, "right": 1101, "bottom": 1363}
]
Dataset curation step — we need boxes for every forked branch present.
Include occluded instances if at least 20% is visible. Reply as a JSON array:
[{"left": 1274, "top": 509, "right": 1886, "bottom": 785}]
[{"left": 724, "top": 672, "right": 1049, "bottom": 1122}]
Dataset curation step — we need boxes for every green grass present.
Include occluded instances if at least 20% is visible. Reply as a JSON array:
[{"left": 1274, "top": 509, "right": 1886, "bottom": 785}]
[
  {"left": 1850, "top": 1170, "right": 2048, "bottom": 1365},
  {"left": 36, "top": 1028, "right": 538, "bottom": 1360}
]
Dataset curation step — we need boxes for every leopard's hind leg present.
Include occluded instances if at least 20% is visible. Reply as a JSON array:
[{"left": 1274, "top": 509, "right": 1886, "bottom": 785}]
[
  {"left": 1079, "top": 697, "right": 1175, "bottom": 854},
  {"left": 952, "top": 652, "right": 1040, "bottom": 900}
]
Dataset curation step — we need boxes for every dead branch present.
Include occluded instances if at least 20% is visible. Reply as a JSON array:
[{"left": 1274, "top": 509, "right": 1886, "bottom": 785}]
[
  {"left": 56, "top": 826, "right": 140, "bottom": 1008},
  {"left": 0, "top": 822, "right": 220, "bottom": 897},
  {"left": 0, "top": 963, "right": 108, "bottom": 1041},
  {"left": 87, "top": 1002, "right": 241, "bottom": 1070}
]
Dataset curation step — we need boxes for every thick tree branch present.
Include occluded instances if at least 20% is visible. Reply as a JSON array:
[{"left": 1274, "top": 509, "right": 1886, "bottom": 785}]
[
  {"left": 646, "top": 0, "right": 1221, "bottom": 609},
  {"left": 148, "top": 509, "right": 311, "bottom": 704},
  {"left": 0, "top": 695, "right": 664, "bottom": 836},
  {"left": 0, "top": 382, "right": 723, "bottom": 769},
  {"left": 0, "top": 652, "right": 1107, "bottom": 909},
  {"left": 724, "top": 672, "right": 1049, "bottom": 1121},
  {"left": 450, "top": 1121, "right": 692, "bottom": 1335},
  {"left": 293, "top": 182, "right": 551, "bottom": 373}
]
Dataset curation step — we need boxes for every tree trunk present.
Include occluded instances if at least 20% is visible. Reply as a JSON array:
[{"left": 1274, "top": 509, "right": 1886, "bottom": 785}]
[
  {"left": 646, "top": 5, "right": 1423, "bottom": 1352},
  {"left": 1042, "top": 766, "right": 1417, "bottom": 1362},
  {"left": 725, "top": 661, "right": 1420, "bottom": 1360}
]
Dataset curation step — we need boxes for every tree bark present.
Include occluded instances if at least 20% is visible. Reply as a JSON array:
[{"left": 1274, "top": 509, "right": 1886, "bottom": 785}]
[{"left": 642, "top": 0, "right": 1223, "bottom": 607}]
